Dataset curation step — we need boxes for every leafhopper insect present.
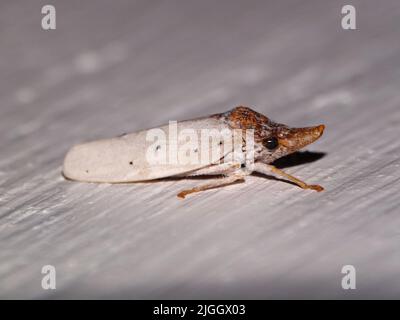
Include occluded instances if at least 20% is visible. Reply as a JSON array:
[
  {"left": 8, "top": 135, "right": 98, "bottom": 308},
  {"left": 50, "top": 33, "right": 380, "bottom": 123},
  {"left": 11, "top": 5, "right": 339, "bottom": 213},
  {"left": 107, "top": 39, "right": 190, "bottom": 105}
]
[{"left": 63, "top": 106, "right": 325, "bottom": 198}]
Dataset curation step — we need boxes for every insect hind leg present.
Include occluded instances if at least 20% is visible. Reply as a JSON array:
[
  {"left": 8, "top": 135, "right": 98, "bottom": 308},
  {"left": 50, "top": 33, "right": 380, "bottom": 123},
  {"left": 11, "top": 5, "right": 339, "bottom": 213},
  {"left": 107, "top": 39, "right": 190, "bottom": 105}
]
[
  {"left": 177, "top": 172, "right": 246, "bottom": 199},
  {"left": 179, "top": 161, "right": 242, "bottom": 177}
]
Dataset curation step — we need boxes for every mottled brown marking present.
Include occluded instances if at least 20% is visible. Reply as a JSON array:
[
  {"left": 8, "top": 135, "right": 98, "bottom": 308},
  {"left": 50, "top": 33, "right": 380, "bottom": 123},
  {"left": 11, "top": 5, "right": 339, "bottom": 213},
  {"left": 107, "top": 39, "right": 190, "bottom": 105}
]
[
  {"left": 228, "top": 106, "right": 269, "bottom": 130},
  {"left": 223, "top": 106, "right": 275, "bottom": 142}
]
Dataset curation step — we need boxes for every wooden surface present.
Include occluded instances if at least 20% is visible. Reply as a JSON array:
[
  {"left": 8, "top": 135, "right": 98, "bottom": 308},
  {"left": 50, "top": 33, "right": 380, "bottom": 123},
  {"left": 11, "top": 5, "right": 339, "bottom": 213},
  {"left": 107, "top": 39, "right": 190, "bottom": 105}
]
[{"left": 1, "top": 0, "right": 400, "bottom": 299}]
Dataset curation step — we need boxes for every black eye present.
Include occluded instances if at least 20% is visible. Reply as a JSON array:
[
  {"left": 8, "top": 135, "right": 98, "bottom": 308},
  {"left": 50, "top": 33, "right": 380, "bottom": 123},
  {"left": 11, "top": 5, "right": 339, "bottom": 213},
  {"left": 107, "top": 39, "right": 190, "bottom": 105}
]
[{"left": 264, "top": 137, "right": 279, "bottom": 150}]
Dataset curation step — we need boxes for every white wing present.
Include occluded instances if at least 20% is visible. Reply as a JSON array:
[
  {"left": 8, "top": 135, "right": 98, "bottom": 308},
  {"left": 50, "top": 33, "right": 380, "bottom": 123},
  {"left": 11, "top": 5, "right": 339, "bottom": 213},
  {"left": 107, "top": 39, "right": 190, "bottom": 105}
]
[{"left": 63, "top": 117, "right": 241, "bottom": 183}]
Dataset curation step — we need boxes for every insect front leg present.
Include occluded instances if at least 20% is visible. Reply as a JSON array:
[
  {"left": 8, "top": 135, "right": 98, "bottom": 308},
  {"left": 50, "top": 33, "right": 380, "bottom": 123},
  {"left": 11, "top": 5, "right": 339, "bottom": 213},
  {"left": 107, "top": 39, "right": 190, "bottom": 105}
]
[{"left": 253, "top": 162, "right": 324, "bottom": 192}]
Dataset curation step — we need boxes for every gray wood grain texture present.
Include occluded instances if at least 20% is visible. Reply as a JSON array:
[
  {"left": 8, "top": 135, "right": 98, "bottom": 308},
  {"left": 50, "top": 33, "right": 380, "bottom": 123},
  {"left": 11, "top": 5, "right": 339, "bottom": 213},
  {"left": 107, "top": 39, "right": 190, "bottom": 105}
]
[{"left": 1, "top": 0, "right": 400, "bottom": 299}]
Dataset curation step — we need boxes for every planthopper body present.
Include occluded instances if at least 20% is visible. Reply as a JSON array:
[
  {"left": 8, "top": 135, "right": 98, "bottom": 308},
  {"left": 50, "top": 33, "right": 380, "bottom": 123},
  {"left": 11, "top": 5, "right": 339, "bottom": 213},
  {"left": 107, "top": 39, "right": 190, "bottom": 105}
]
[{"left": 63, "top": 106, "right": 325, "bottom": 198}]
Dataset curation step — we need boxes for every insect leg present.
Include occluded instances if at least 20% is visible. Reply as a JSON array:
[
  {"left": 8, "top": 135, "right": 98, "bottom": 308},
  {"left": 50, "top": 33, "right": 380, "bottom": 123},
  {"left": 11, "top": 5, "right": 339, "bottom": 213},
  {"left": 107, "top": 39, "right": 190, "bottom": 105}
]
[
  {"left": 253, "top": 163, "right": 324, "bottom": 192},
  {"left": 177, "top": 172, "right": 246, "bottom": 199},
  {"left": 179, "top": 162, "right": 242, "bottom": 177}
]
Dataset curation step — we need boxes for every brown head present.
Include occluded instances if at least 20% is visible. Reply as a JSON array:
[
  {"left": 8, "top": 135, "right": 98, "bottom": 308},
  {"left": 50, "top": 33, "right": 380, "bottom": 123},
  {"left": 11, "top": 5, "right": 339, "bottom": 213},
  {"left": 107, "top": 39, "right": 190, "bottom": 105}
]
[{"left": 225, "top": 106, "right": 325, "bottom": 163}]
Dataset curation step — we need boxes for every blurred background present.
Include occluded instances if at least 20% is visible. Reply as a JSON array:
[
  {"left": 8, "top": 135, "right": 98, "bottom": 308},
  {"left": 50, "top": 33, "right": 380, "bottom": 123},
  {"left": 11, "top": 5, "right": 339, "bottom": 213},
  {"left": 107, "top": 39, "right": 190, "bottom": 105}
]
[{"left": 1, "top": 0, "right": 400, "bottom": 298}]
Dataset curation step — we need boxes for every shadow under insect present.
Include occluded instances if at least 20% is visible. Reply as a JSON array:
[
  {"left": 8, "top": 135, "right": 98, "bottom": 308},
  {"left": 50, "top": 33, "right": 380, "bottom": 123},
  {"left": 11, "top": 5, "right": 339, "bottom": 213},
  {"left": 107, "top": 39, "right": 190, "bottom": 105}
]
[{"left": 272, "top": 151, "right": 326, "bottom": 169}]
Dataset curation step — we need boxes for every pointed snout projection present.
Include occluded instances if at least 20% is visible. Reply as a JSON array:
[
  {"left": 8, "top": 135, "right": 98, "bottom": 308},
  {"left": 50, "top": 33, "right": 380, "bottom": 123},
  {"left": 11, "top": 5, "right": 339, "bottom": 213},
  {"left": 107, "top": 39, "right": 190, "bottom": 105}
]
[{"left": 278, "top": 124, "right": 325, "bottom": 152}]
